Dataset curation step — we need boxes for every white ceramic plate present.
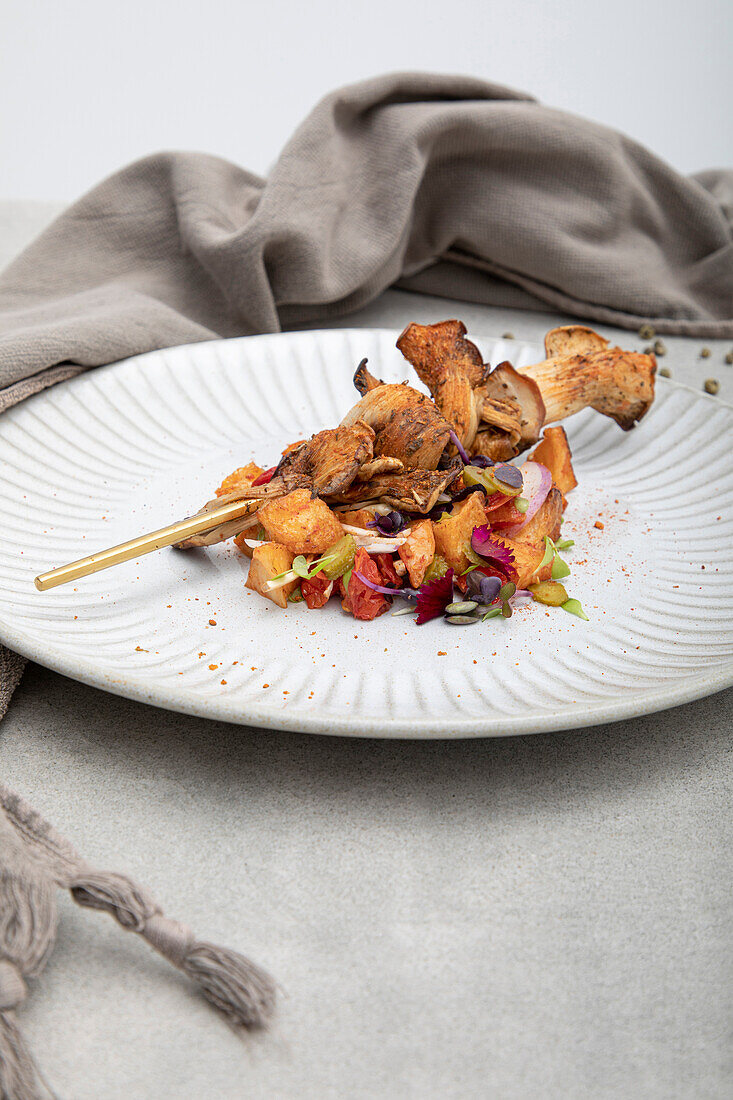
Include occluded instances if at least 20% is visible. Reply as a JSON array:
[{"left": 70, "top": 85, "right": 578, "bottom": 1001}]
[{"left": 0, "top": 329, "right": 731, "bottom": 738}]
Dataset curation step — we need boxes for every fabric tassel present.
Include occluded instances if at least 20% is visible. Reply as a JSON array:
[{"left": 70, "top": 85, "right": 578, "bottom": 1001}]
[
  {"left": 0, "top": 811, "right": 57, "bottom": 1100},
  {"left": 0, "top": 784, "right": 276, "bottom": 1097},
  {"left": 70, "top": 872, "right": 276, "bottom": 1029}
]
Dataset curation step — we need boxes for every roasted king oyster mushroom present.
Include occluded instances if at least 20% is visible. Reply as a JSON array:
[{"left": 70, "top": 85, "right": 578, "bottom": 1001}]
[
  {"left": 396, "top": 320, "right": 655, "bottom": 458},
  {"left": 327, "top": 460, "right": 463, "bottom": 514},
  {"left": 341, "top": 362, "right": 451, "bottom": 469},
  {"left": 522, "top": 326, "right": 656, "bottom": 429},
  {"left": 177, "top": 319, "right": 654, "bottom": 551},
  {"left": 276, "top": 421, "right": 375, "bottom": 495}
]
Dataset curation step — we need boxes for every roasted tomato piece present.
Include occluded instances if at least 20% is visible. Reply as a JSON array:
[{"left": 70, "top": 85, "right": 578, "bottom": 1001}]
[
  {"left": 375, "top": 552, "right": 402, "bottom": 588},
  {"left": 301, "top": 572, "right": 334, "bottom": 609},
  {"left": 341, "top": 548, "right": 389, "bottom": 620},
  {"left": 251, "top": 466, "right": 277, "bottom": 486},
  {"left": 488, "top": 499, "right": 526, "bottom": 527}
]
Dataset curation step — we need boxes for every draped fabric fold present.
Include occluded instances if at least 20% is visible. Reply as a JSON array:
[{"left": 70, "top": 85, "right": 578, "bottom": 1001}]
[{"left": 1, "top": 71, "right": 731, "bottom": 417}]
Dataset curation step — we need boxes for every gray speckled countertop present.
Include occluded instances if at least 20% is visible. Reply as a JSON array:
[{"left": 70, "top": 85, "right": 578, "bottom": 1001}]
[{"left": 1, "top": 202, "right": 731, "bottom": 1099}]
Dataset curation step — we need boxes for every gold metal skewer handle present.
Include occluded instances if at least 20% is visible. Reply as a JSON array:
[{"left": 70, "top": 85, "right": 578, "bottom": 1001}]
[{"left": 34, "top": 499, "right": 257, "bottom": 591}]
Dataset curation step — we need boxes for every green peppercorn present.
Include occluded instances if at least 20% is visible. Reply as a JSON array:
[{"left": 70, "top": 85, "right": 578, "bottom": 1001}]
[
  {"left": 643, "top": 346, "right": 654, "bottom": 355},
  {"left": 704, "top": 378, "right": 719, "bottom": 395},
  {"left": 725, "top": 351, "right": 733, "bottom": 365},
  {"left": 502, "top": 332, "right": 515, "bottom": 340},
  {"left": 653, "top": 339, "right": 666, "bottom": 356},
  {"left": 700, "top": 347, "right": 711, "bottom": 358},
  {"left": 659, "top": 367, "right": 671, "bottom": 378},
  {"left": 639, "top": 324, "right": 655, "bottom": 339}
]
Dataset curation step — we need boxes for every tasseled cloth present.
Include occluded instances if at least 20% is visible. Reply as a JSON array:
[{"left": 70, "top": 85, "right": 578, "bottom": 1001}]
[{"left": 0, "top": 783, "right": 275, "bottom": 1100}]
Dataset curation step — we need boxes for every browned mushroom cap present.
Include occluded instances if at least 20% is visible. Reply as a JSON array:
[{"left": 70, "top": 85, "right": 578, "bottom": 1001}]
[
  {"left": 353, "top": 359, "right": 383, "bottom": 395},
  {"left": 544, "top": 325, "right": 610, "bottom": 358},
  {"left": 355, "top": 457, "right": 405, "bottom": 481},
  {"left": 396, "top": 320, "right": 487, "bottom": 450},
  {"left": 396, "top": 320, "right": 486, "bottom": 389},
  {"left": 277, "top": 420, "right": 375, "bottom": 495},
  {"left": 328, "top": 461, "right": 462, "bottom": 514},
  {"left": 340, "top": 382, "right": 451, "bottom": 469},
  {"left": 521, "top": 348, "right": 656, "bottom": 430},
  {"left": 471, "top": 430, "right": 519, "bottom": 463},
  {"left": 481, "top": 362, "right": 546, "bottom": 450}
]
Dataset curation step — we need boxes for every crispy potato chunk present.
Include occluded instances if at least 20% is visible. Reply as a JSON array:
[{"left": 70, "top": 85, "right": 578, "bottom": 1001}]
[
  {"left": 336, "top": 508, "right": 376, "bottom": 529},
  {"left": 530, "top": 427, "right": 578, "bottom": 495},
  {"left": 259, "top": 489, "right": 342, "bottom": 554},
  {"left": 398, "top": 518, "right": 436, "bottom": 587},
  {"left": 215, "top": 462, "right": 264, "bottom": 497},
  {"left": 282, "top": 439, "right": 306, "bottom": 456},
  {"left": 432, "top": 493, "right": 487, "bottom": 574},
  {"left": 495, "top": 538, "right": 552, "bottom": 589},
  {"left": 233, "top": 524, "right": 267, "bottom": 560},
  {"left": 514, "top": 488, "right": 563, "bottom": 545},
  {"left": 245, "top": 543, "right": 297, "bottom": 608}
]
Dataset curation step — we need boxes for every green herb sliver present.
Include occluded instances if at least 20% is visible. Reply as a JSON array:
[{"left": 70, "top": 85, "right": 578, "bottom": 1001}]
[
  {"left": 561, "top": 599, "right": 589, "bottom": 621},
  {"left": 534, "top": 536, "right": 556, "bottom": 576},
  {"left": 551, "top": 556, "right": 571, "bottom": 580}
]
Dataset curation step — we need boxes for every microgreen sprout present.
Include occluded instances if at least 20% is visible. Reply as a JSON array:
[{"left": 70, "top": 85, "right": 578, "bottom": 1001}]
[
  {"left": 534, "top": 535, "right": 572, "bottom": 581},
  {"left": 498, "top": 581, "right": 516, "bottom": 618},
  {"left": 271, "top": 553, "right": 335, "bottom": 584}
]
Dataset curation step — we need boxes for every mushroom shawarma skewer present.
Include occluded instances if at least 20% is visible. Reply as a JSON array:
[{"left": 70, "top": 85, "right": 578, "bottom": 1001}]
[
  {"left": 34, "top": 320, "right": 655, "bottom": 587},
  {"left": 177, "top": 321, "right": 655, "bottom": 549}
]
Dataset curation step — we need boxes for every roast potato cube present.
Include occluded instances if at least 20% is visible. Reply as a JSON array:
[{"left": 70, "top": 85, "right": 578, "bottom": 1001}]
[
  {"left": 496, "top": 537, "right": 552, "bottom": 589},
  {"left": 245, "top": 543, "right": 296, "bottom": 608},
  {"left": 398, "top": 518, "right": 436, "bottom": 587},
  {"left": 432, "top": 493, "right": 487, "bottom": 574},
  {"left": 529, "top": 427, "right": 578, "bottom": 495},
  {"left": 337, "top": 508, "right": 376, "bottom": 530},
  {"left": 215, "top": 462, "right": 264, "bottom": 497},
  {"left": 513, "top": 488, "right": 563, "bottom": 545},
  {"left": 259, "top": 489, "right": 343, "bottom": 554}
]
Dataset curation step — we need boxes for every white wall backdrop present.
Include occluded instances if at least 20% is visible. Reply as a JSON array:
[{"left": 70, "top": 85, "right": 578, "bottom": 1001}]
[{"left": 1, "top": 0, "right": 731, "bottom": 201}]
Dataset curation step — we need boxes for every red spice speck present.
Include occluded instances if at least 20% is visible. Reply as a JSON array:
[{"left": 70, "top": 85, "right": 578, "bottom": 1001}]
[
  {"left": 220, "top": 679, "right": 227, "bottom": 685},
  {"left": 262, "top": 683, "right": 269, "bottom": 689},
  {"left": 208, "top": 619, "right": 217, "bottom": 625},
  {"left": 208, "top": 664, "right": 218, "bottom": 671},
  {"left": 437, "top": 651, "right": 447, "bottom": 656},
  {"left": 594, "top": 520, "right": 604, "bottom": 530}
]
